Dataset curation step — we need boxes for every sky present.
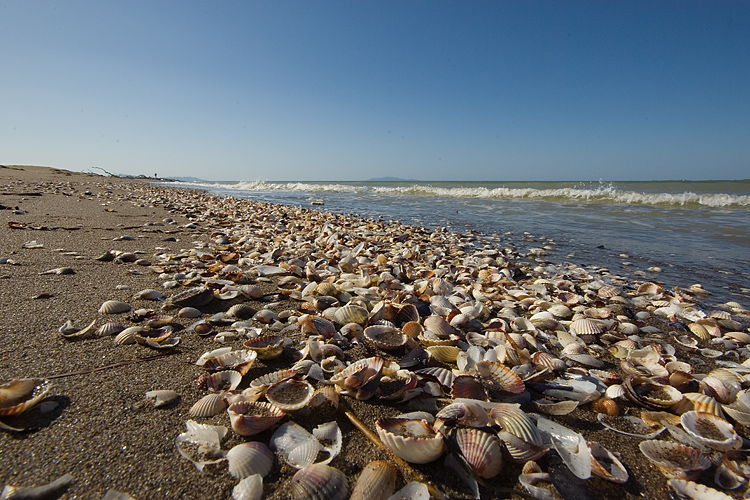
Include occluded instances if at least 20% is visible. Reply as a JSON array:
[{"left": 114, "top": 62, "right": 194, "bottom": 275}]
[{"left": 1, "top": 1, "right": 749, "bottom": 182}]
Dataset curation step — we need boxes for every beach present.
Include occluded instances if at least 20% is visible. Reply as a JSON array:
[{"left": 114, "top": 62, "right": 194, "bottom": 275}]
[{"left": 2, "top": 165, "right": 749, "bottom": 500}]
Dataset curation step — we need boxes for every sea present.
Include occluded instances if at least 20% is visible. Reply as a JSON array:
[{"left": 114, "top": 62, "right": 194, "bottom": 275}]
[{"left": 165, "top": 179, "right": 750, "bottom": 311}]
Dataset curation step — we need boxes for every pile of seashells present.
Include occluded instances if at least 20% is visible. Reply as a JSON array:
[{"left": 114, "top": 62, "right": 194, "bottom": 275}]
[{"left": 4, "top": 183, "right": 750, "bottom": 499}]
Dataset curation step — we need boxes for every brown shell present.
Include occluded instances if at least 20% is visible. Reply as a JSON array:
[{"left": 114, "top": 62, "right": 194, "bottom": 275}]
[
  {"left": 227, "top": 401, "right": 286, "bottom": 436},
  {"left": 243, "top": 335, "right": 284, "bottom": 360}
]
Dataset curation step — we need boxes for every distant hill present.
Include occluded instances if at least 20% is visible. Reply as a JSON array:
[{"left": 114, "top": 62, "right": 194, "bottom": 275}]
[
  {"left": 367, "top": 176, "right": 418, "bottom": 182},
  {"left": 171, "top": 176, "right": 209, "bottom": 182}
]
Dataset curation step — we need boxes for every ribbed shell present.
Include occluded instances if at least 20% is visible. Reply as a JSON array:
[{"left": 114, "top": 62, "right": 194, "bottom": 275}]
[
  {"left": 290, "top": 464, "right": 348, "bottom": 500},
  {"left": 200, "top": 349, "right": 257, "bottom": 375},
  {"left": 96, "top": 321, "right": 125, "bottom": 336},
  {"left": 189, "top": 393, "right": 227, "bottom": 418},
  {"left": 113, "top": 326, "right": 144, "bottom": 345},
  {"left": 415, "top": 367, "right": 455, "bottom": 389},
  {"left": 250, "top": 368, "right": 298, "bottom": 389},
  {"left": 0, "top": 378, "right": 51, "bottom": 417},
  {"left": 98, "top": 300, "right": 131, "bottom": 314},
  {"left": 227, "top": 401, "right": 286, "bottom": 436},
  {"left": 265, "top": 380, "right": 315, "bottom": 411},
  {"left": 639, "top": 440, "right": 711, "bottom": 480},
  {"left": 533, "top": 399, "right": 579, "bottom": 415},
  {"left": 423, "top": 315, "right": 455, "bottom": 337},
  {"left": 570, "top": 318, "right": 604, "bottom": 336},
  {"left": 680, "top": 411, "right": 741, "bottom": 451},
  {"left": 177, "top": 307, "right": 202, "bottom": 318},
  {"left": 349, "top": 460, "right": 397, "bottom": 500},
  {"left": 426, "top": 345, "right": 460, "bottom": 363},
  {"left": 667, "top": 480, "right": 733, "bottom": 500},
  {"left": 454, "top": 428, "right": 504, "bottom": 478},
  {"left": 623, "top": 375, "right": 683, "bottom": 410},
  {"left": 196, "top": 370, "right": 242, "bottom": 392},
  {"left": 226, "top": 442, "right": 274, "bottom": 479},
  {"left": 227, "top": 304, "right": 256, "bottom": 319},
  {"left": 375, "top": 418, "right": 444, "bottom": 464},
  {"left": 243, "top": 335, "right": 284, "bottom": 360},
  {"left": 490, "top": 403, "right": 544, "bottom": 461},
  {"left": 364, "top": 325, "right": 408, "bottom": 350},
  {"left": 333, "top": 304, "right": 368, "bottom": 326},
  {"left": 474, "top": 361, "right": 525, "bottom": 394},
  {"left": 330, "top": 357, "right": 384, "bottom": 391},
  {"left": 589, "top": 441, "right": 628, "bottom": 484},
  {"left": 451, "top": 375, "right": 488, "bottom": 401},
  {"left": 436, "top": 402, "right": 489, "bottom": 428}
]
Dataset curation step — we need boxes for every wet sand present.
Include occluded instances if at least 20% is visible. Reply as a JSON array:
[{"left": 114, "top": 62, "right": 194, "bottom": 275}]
[{"left": 1, "top": 165, "right": 747, "bottom": 500}]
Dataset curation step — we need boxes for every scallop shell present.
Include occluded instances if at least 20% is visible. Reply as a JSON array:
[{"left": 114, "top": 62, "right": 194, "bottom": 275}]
[
  {"left": 423, "top": 315, "right": 455, "bottom": 337},
  {"left": 290, "top": 464, "right": 349, "bottom": 500},
  {"left": 163, "top": 286, "right": 214, "bottom": 309},
  {"left": 415, "top": 367, "right": 455, "bottom": 389},
  {"left": 300, "top": 315, "right": 336, "bottom": 338},
  {"left": 98, "top": 300, "right": 131, "bottom": 314},
  {"left": 0, "top": 378, "right": 51, "bottom": 417},
  {"left": 189, "top": 393, "right": 228, "bottom": 417},
  {"left": 134, "top": 289, "right": 164, "bottom": 301},
  {"left": 667, "top": 479, "right": 733, "bottom": 500},
  {"left": 435, "top": 402, "right": 490, "bottom": 428},
  {"left": 243, "top": 335, "right": 284, "bottom": 360},
  {"left": 330, "top": 357, "right": 384, "bottom": 392},
  {"left": 490, "top": 403, "right": 546, "bottom": 462},
  {"left": 375, "top": 418, "right": 444, "bottom": 464},
  {"left": 639, "top": 440, "right": 711, "bottom": 480},
  {"left": 199, "top": 349, "right": 257, "bottom": 376},
  {"left": 454, "top": 427, "right": 504, "bottom": 478},
  {"left": 623, "top": 375, "right": 683, "bottom": 410},
  {"left": 637, "top": 282, "right": 664, "bottom": 295},
  {"left": 265, "top": 379, "right": 315, "bottom": 412},
  {"left": 426, "top": 345, "right": 460, "bottom": 363},
  {"left": 349, "top": 460, "right": 397, "bottom": 500},
  {"left": 226, "top": 441, "right": 274, "bottom": 479},
  {"left": 250, "top": 368, "right": 298, "bottom": 390},
  {"left": 450, "top": 375, "right": 488, "bottom": 401},
  {"left": 680, "top": 411, "right": 741, "bottom": 451},
  {"left": 333, "top": 304, "right": 368, "bottom": 326},
  {"left": 672, "top": 393, "right": 724, "bottom": 418},
  {"left": 227, "top": 401, "right": 286, "bottom": 436},
  {"left": 196, "top": 370, "right": 242, "bottom": 392},
  {"left": 113, "top": 326, "right": 145, "bottom": 345},
  {"left": 95, "top": 321, "right": 126, "bottom": 337},
  {"left": 474, "top": 361, "right": 525, "bottom": 394},
  {"left": 570, "top": 317, "right": 603, "bottom": 337},
  {"left": 364, "top": 325, "right": 408, "bottom": 351}
]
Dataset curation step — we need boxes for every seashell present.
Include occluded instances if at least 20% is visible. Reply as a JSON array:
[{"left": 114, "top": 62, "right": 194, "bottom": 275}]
[
  {"left": 590, "top": 397, "right": 619, "bottom": 416},
  {"left": 548, "top": 303, "right": 573, "bottom": 318},
  {"left": 99, "top": 300, "right": 131, "bottom": 314},
  {"left": 511, "top": 317, "right": 536, "bottom": 333},
  {"left": 364, "top": 325, "right": 408, "bottom": 351},
  {"left": 178, "top": 307, "right": 202, "bottom": 318},
  {"left": 315, "top": 282, "right": 338, "bottom": 297},
  {"left": 196, "top": 370, "right": 242, "bottom": 392},
  {"left": 134, "top": 289, "right": 164, "bottom": 301},
  {"left": 597, "top": 285, "right": 621, "bottom": 298},
  {"left": 290, "top": 464, "right": 348, "bottom": 500},
  {"left": 415, "top": 367, "right": 455, "bottom": 389},
  {"left": 426, "top": 345, "right": 460, "bottom": 363},
  {"left": 163, "top": 286, "right": 214, "bottom": 309},
  {"left": 350, "top": 460, "right": 397, "bottom": 500},
  {"left": 533, "top": 416, "right": 590, "bottom": 479},
  {"left": 226, "top": 441, "right": 274, "bottom": 479},
  {"left": 597, "top": 413, "right": 665, "bottom": 438},
  {"left": 175, "top": 420, "right": 228, "bottom": 472},
  {"left": 331, "top": 356, "right": 384, "bottom": 390},
  {"left": 529, "top": 311, "right": 558, "bottom": 330},
  {"left": 622, "top": 375, "right": 683, "bottom": 410},
  {"left": 145, "top": 389, "right": 179, "bottom": 407},
  {"left": 299, "top": 315, "right": 336, "bottom": 338},
  {"left": 680, "top": 411, "right": 741, "bottom": 451},
  {"left": 271, "top": 421, "right": 342, "bottom": 469},
  {"left": 490, "top": 403, "right": 546, "bottom": 462},
  {"left": 667, "top": 479, "right": 733, "bottom": 500},
  {"left": 200, "top": 349, "right": 257, "bottom": 376},
  {"left": 435, "top": 402, "right": 490, "bottom": 428},
  {"left": 423, "top": 315, "right": 455, "bottom": 337},
  {"left": 639, "top": 440, "right": 711, "bottom": 480},
  {"left": 243, "top": 335, "right": 284, "bottom": 360},
  {"left": 570, "top": 317, "right": 603, "bottom": 337},
  {"left": 227, "top": 304, "right": 256, "bottom": 319},
  {"left": 531, "top": 351, "right": 566, "bottom": 372},
  {"left": 588, "top": 441, "right": 628, "bottom": 483},
  {"left": 418, "top": 330, "right": 458, "bottom": 347},
  {"left": 134, "top": 327, "right": 173, "bottom": 345},
  {"left": 637, "top": 282, "right": 664, "bottom": 295},
  {"left": 250, "top": 368, "right": 298, "bottom": 389},
  {"left": 474, "top": 361, "right": 525, "bottom": 394},
  {"left": 375, "top": 418, "right": 444, "bottom": 464},
  {"left": 189, "top": 393, "right": 228, "bottom": 417},
  {"left": 533, "top": 398, "right": 579, "bottom": 415},
  {"left": 95, "top": 321, "right": 126, "bottom": 337},
  {"left": 227, "top": 401, "right": 286, "bottom": 436},
  {"left": 254, "top": 309, "right": 279, "bottom": 324},
  {"left": 454, "top": 427, "right": 504, "bottom": 478},
  {"left": 333, "top": 304, "right": 368, "bottom": 326},
  {"left": 265, "top": 379, "right": 315, "bottom": 412},
  {"left": 395, "top": 303, "right": 420, "bottom": 326},
  {"left": 113, "top": 326, "right": 145, "bottom": 345},
  {"left": 451, "top": 375, "right": 488, "bottom": 401},
  {"left": 0, "top": 378, "right": 51, "bottom": 417},
  {"left": 58, "top": 319, "right": 97, "bottom": 339},
  {"left": 672, "top": 393, "right": 724, "bottom": 418}
]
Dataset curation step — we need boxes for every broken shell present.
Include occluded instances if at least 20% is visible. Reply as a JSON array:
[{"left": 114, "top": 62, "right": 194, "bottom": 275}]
[
  {"left": 196, "top": 370, "right": 242, "bottom": 392},
  {"left": 243, "top": 335, "right": 284, "bottom": 360},
  {"left": 0, "top": 378, "right": 51, "bottom": 416},
  {"left": 454, "top": 427, "right": 504, "bottom": 478},
  {"left": 597, "top": 413, "right": 665, "bottom": 439},
  {"left": 667, "top": 479, "right": 733, "bottom": 500},
  {"left": 163, "top": 287, "right": 214, "bottom": 309},
  {"left": 265, "top": 379, "right": 315, "bottom": 412},
  {"left": 350, "top": 460, "right": 397, "bottom": 500},
  {"left": 200, "top": 349, "right": 257, "bottom": 376},
  {"left": 588, "top": 441, "right": 628, "bottom": 484},
  {"left": 99, "top": 300, "right": 131, "bottom": 314},
  {"left": 290, "top": 463, "right": 349, "bottom": 500},
  {"left": 226, "top": 441, "right": 274, "bottom": 479},
  {"left": 145, "top": 389, "right": 179, "bottom": 408},
  {"left": 639, "top": 440, "right": 711, "bottom": 480},
  {"left": 532, "top": 399, "right": 579, "bottom": 416},
  {"left": 227, "top": 401, "right": 286, "bottom": 436},
  {"left": 375, "top": 417, "right": 444, "bottom": 464}
]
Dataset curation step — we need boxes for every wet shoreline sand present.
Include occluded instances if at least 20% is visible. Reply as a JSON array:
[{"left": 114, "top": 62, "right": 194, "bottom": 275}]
[{"left": 1, "top": 165, "right": 748, "bottom": 499}]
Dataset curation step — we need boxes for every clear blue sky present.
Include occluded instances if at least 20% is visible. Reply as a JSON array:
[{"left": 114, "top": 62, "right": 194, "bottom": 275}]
[{"left": 2, "top": 1, "right": 748, "bottom": 181}]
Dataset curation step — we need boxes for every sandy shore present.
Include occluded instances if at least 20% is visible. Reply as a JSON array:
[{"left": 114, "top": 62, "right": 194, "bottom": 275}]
[{"left": 1, "top": 165, "right": 748, "bottom": 500}]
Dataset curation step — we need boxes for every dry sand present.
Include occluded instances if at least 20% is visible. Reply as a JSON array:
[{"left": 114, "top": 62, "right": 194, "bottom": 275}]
[{"left": 0, "top": 165, "right": 746, "bottom": 500}]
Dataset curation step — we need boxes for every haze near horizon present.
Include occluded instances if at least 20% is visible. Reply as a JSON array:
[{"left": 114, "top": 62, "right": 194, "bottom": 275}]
[{"left": 1, "top": 1, "right": 748, "bottom": 182}]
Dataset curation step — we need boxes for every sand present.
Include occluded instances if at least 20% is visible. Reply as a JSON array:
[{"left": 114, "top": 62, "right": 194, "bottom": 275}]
[{"left": 0, "top": 165, "right": 746, "bottom": 500}]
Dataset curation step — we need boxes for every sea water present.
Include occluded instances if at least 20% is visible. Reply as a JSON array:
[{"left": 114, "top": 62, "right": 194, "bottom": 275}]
[{"left": 167, "top": 179, "right": 750, "bottom": 310}]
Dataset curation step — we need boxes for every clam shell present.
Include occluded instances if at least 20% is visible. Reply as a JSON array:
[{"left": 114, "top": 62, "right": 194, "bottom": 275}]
[
  {"left": 243, "top": 335, "right": 284, "bottom": 360},
  {"left": 588, "top": 441, "right": 628, "bottom": 484},
  {"left": 196, "top": 370, "right": 242, "bottom": 392},
  {"left": 227, "top": 401, "right": 286, "bottom": 436},
  {"left": 330, "top": 357, "right": 384, "bottom": 392},
  {"left": 454, "top": 427, "right": 504, "bottom": 478},
  {"left": 226, "top": 442, "right": 274, "bottom": 479},
  {"left": 350, "top": 460, "right": 397, "bottom": 500},
  {"left": 300, "top": 315, "right": 336, "bottom": 338},
  {"left": 364, "top": 325, "right": 408, "bottom": 351},
  {"left": 474, "top": 361, "right": 525, "bottom": 394},
  {"left": 99, "top": 300, "right": 131, "bottom": 314},
  {"left": 435, "top": 402, "right": 490, "bottom": 428},
  {"left": 532, "top": 399, "right": 579, "bottom": 415},
  {"left": 178, "top": 307, "right": 202, "bottom": 318},
  {"left": 680, "top": 411, "right": 741, "bottom": 451},
  {"left": 415, "top": 367, "right": 455, "bottom": 389},
  {"left": 426, "top": 345, "right": 460, "bottom": 363},
  {"left": 189, "top": 393, "right": 228, "bottom": 417},
  {"left": 250, "top": 368, "right": 298, "bottom": 389},
  {"left": 0, "top": 378, "right": 51, "bottom": 416},
  {"left": 667, "top": 479, "right": 733, "bottom": 500},
  {"left": 597, "top": 413, "right": 665, "bottom": 439},
  {"left": 639, "top": 440, "right": 711, "bottom": 480},
  {"left": 490, "top": 403, "right": 546, "bottom": 462},
  {"left": 375, "top": 418, "right": 444, "bottom": 464},
  {"left": 623, "top": 375, "right": 683, "bottom": 410},
  {"left": 333, "top": 304, "right": 368, "bottom": 326},
  {"left": 290, "top": 464, "right": 348, "bottom": 500},
  {"left": 163, "top": 287, "right": 214, "bottom": 309},
  {"left": 265, "top": 379, "right": 315, "bottom": 412},
  {"left": 113, "top": 326, "right": 145, "bottom": 345},
  {"left": 134, "top": 289, "right": 164, "bottom": 301},
  {"left": 227, "top": 304, "right": 256, "bottom": 319},
  {"left": 450, "top": 375, "right": 488, "bottom": 401},
  {"left": 570, "top": 317, "right": 604, "bottom": 336},
  {"left": 423, "top": 315, "right": 455, "bottom": 337},
  {"left": 96, "top": 321, "right": 126, "bottom": 337}
]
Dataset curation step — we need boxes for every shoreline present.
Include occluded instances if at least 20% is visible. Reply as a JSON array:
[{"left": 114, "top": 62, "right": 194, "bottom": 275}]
[{"left": 2, "top": 165, "right": 749, "bottom": 499}]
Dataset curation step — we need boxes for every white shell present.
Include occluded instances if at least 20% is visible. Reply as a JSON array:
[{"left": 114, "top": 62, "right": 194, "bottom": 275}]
[
  {"left": 375, "top": 418, "right": 444, "bottom": 464},
  {"left": 99, "top": 300, "right": 131, "bottom": 314},
  {"left": 144, "top": 390, "right": 179, "bottom": 408},
  {"left": 680, "top": 411, "right": 741, "bottom": 451},
  {"left": 189, "top": 393, "right": 228, "bottom": 417},
  {"left": 226, "top": 442, "right": 274, "bottom": 479}
]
